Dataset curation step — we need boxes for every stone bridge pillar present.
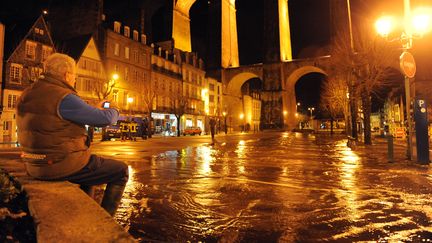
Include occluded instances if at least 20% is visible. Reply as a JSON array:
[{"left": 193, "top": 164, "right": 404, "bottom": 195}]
[{"left": 172, "top": 0, "right": 196, "bottom": 52}]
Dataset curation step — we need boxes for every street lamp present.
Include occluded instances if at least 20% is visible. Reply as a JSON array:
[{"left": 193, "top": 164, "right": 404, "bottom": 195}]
[
  {"left": 375, "top": 0, "right": 431, "bottom": 161},
  {"left": 308, "top": 107, "right": 315, "bottom": 118},
  {"left": 240, "top": 113, "right": 244, "bottom": 132},
  {"left": 222, "top": 111, "right": 227, "bottom": 134},
  {"left": 296, "top": 102, "right": 300, "bottom": 113}
]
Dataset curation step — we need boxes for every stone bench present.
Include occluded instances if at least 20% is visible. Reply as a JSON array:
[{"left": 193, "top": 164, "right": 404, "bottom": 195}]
[{"left": 0, "top": 158, "right": 135, "bottom": 242}]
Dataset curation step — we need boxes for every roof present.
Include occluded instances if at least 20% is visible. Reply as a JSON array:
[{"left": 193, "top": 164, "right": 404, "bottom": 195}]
[
  {"left": 2, "top": 14, "right": 55, "bottom": 61},
  {"left": 3, "top": 16, "right": 39, "bottom": 60},
  {"left": 56, "top": 34, "right": 92, "bottom": 61}
]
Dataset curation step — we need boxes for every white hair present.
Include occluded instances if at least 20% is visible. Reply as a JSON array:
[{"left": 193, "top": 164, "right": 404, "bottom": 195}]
[{"left": 44, "top": 53, "right": 76, "bottom": 77}]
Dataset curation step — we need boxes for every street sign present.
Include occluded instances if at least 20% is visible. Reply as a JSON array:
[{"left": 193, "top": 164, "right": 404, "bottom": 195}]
[
  {"left": 400, "top": 51, "right": 416, "bottom": 78},
  {"left": 414, "top": 99, "right": 430, "bottom": 164}
]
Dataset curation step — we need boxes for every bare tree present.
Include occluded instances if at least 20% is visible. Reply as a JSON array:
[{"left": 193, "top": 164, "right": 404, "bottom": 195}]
[
  {"left": 320, "top": 74, "right": 349, "bottom": 135},
  {"left": 330, "top": 27, "right": 397, "bottom": 144},
  {"left": 169, "top": 84, "right": 188, "bottom": 137},
  {"left": 95, "top": 77, "right": 117, "bottom": 101}
]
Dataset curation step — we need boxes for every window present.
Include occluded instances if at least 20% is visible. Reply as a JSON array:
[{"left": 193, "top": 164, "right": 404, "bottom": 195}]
[
  {"left": 34, "top": 27, "right": 44, "bottom": 35},
  {"left": 7, "top": 94, "right": 18, "bottom": 109},
  {"left": 125, "top": 47, "right": 129, "bottom": 59},
  {"left": 30, "top": 67, "right": 43, "bottom": 82},
  {"left": 134, "top": 70, "right": 139, "bottom": 82},
  {"left": 84, "top": 79, "right": 92, "bottom": 91},
  {"left": 124, "top": 26, "right": 130, "bottom": 37},
  {"left": 114, "top": 43, "right": 119, "bottom": 56},
  {"left": 133, "top": 50, "right": 138, "bottom": 63},
  {"left": 114, "top": 21, "right": 121, "bottom": 33},
  {"left": 209, "top": 83, "right": 215, "bottom": 91},
  {"left": 114, "top": 64, "right": 119, "bottom": 72},
  {"left": 141, "top": 34, "right": 146, "bottom": 44},
  {"left": 142, "top": 53, "right": 147, "bottom": 65},
  {"left": 25, "top": 40, "right": 37, "bottom": 60},
  {"left": 209, "top": 95, "right": 214, "bottom": 103},
  {"left": 125, "top": 67, "right": 129, "bottom": 80},
  {"left": 42, "top": 46, "right": 52, "bottom": 61},
  {"left": 10, "top": 64, "right": 23, "bottom": 83},
  {"left": 133, "top": 30, "right": 138, "bottom": 41}
]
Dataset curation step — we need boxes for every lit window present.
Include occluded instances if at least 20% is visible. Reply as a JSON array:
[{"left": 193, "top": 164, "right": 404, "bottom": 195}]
[
  {"left": 141, "top": 34, "right": 146, "bottom": 44},
  {"left": 114, "top": 43, "right": 119, "bottom": 56},
  {"left": 7, "top": 94, "right": 18, "bottom": 109},
  {"left": 133, "top": 30, "right": 138, "bottom": 41},
  {"left": 10, "top": 64, "right": 23, "bottom": 83},
  {"left": 42, "top": 45, "right": 52, "bottom": 61},
  {"left": 133, "top": 50, "right": 138, "bottom": 62},
  {"left": 124, "top": 26, "right": 130, "bottom": 37},
  {"left": 30, "top": 67, "right": 43, "bottom": 82},
  {"left": 125, "top": 47, "right": 129, "bottom": 59},
  {"left": 25, "top": 40, "right": 37, "bottom": 60},
  {"left": 114, "top": 21, "right": 121, "bottom": 33}
]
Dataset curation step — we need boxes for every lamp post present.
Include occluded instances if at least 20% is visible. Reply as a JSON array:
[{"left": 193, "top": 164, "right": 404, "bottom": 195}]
[
  {"left": 375, "top": 0, "right": 431, "bottom": 161},
  {"left": 308, "top": 107, "right": 315, "bottom": 118},
  {"left": 240, "top": 113, "right": 245, "bottom": 132}
]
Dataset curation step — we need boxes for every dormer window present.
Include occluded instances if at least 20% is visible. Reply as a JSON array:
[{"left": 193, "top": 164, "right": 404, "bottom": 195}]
[
  {"left": 114, "top": 21, "right": 121, "bottom": 33},
  {"left": 141, "top": 34, "right": 146, "bottom": 44},
  {"left": 25, "top": 40, "right": 37, "bottom": 60},
  {"left": 133, "top": 30, "right": 138, "bottom": 41},
  {"left": 34, "top": 27, "right": 44, "bottom": 35},
  {"left": 124, "top": 26, "right": 130, "bottom": 38}
]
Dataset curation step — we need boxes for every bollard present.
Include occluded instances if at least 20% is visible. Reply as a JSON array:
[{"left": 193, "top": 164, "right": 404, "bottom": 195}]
[{"left": 387, "top": 135, "right": 394, "bottom": 163}]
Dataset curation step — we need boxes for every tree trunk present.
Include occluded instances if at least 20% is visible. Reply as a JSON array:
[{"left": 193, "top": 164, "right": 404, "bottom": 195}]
[
  {"left": 361, "top": 89, "right": 372, "bottom": 145},
  {"left": 350, "top": 96, "right": 358, "bottom": 139},
  {"left": 330, "top": 117, "right": 334, "bottom": 135},
  {"left": 177, "top": 115, "right": 181, "bottom": 137}
]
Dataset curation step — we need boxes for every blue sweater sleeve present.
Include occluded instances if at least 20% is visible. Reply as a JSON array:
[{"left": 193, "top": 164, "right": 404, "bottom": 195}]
[{"left": 59, "top": 94, "right": 119, "bottom": 127}]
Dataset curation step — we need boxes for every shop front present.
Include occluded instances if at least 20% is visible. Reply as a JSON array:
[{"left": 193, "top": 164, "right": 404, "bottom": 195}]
[
  {"left": 182, "top": 114, "right": 205, "bottom": 134},
  {"left": 151, "top": 112, "right": 178, "bottom": 136}
]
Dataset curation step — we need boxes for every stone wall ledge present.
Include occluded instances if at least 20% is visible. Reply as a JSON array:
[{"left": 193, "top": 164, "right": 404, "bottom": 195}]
[{"left": 1, "top": 158, "right": 136, "bottom": 243}]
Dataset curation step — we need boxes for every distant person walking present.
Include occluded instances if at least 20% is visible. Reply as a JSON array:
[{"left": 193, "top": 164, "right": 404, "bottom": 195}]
[
  {"left": 16, "top": 53, "right": 128, "bottom": 216},
  {"left": 209, "top": 118, "right": 216, "bottom": 141}
]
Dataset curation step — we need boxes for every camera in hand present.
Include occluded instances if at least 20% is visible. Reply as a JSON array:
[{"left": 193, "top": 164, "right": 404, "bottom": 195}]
[{"left": 103, "top": 102, "right": 110, "bottom": 109}]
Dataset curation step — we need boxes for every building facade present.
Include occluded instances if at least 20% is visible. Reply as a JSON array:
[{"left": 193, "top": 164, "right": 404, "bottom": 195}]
[
  {"left": 150, "top": 45, "right": 183, "bottom": 135},
  {"left": 1, "top": 16, "right": 55, "bottom": 142},
  {"left": 180, "top": 52, "right": 207, "bottom": 133},
  {"left": 60, "top": 35, "right": 107, "bottom": 105},
  {"left": 98, "top": 21, "right": 152, "bottom": 121}
]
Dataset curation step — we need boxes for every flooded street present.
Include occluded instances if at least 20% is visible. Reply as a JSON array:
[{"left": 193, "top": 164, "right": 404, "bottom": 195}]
[{"left": 105, "top": 132, "right": 432, "bottom": 242}]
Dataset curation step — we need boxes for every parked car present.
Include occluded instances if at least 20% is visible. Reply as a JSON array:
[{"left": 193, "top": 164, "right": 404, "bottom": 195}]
[
  {"left": 102, "top": 124, "right": 121, "bottom": 140},
  {"left": 183, "top": 126, "right": 202, "bottom": 136}
]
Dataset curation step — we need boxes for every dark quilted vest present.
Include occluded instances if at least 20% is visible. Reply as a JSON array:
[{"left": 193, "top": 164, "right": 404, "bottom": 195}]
[{"left": 17, "top": 74, "right": 91, "bottom": 179}]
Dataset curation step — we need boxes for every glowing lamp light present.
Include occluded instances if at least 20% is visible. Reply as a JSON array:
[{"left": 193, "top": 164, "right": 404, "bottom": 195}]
[
  {"left": 239, "top": 113, "right": 244, "bottom": 119},
  {"left": 375, "top": 16, "right": 394, "bottom": 37},
  {"left": 127, "top": 97, "right": 134, "bottom": 103},
  {"left": 112, "top": 73, "right": 119, "bottom": 80},
  {"left": 283, "top": 110, "right": 288, "bottom": 116},
  {"left": 222, "top": 111, "right": 227, "bottom": 116},
  {"left": 412, "top": 13, "right": 431, "bottom": 35}
]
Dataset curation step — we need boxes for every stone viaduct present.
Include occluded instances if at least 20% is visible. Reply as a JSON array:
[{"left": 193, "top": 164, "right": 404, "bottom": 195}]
[{"left": 145, "top": 0, "right": 350, "bottom": 129}]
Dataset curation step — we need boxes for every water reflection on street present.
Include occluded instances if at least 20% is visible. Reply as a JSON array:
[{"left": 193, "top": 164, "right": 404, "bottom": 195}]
[{"left": 115, "top": 132, "right": 432, "bottom": 242}]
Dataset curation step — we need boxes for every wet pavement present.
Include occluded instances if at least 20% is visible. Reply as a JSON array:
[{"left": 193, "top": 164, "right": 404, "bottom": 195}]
[{"left": 43, "top": 133, "right": 432, "bottom": 241}]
